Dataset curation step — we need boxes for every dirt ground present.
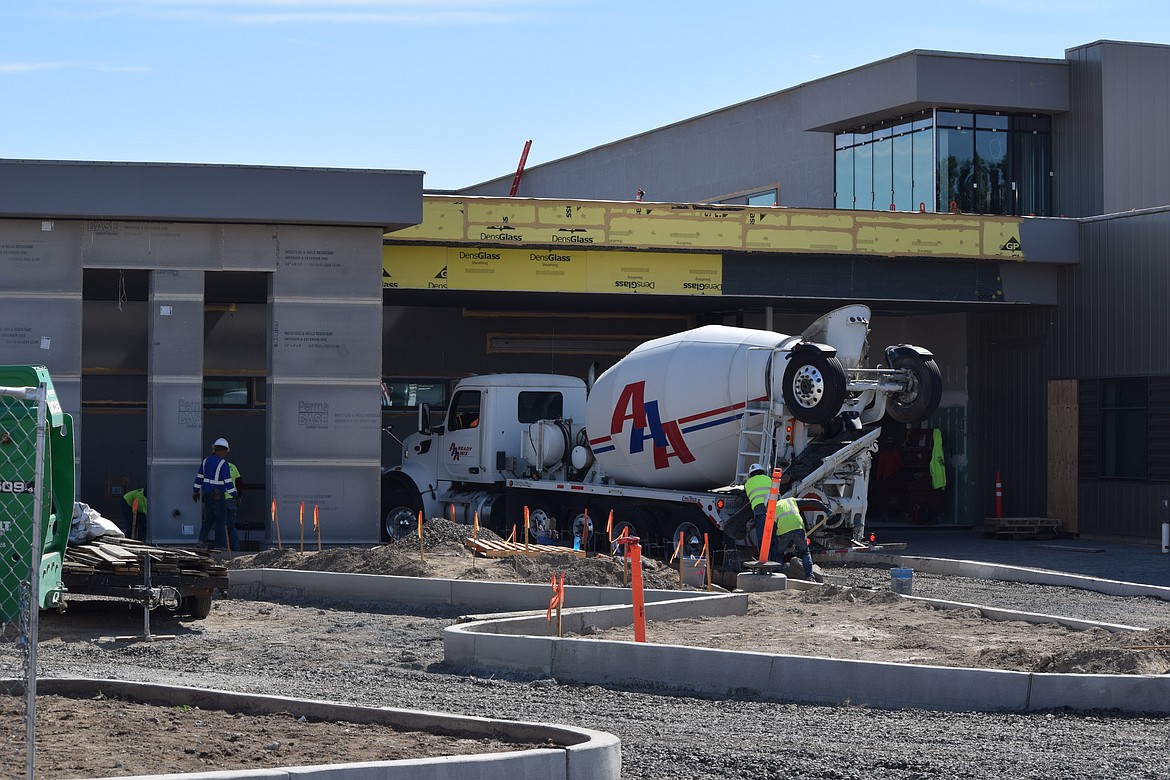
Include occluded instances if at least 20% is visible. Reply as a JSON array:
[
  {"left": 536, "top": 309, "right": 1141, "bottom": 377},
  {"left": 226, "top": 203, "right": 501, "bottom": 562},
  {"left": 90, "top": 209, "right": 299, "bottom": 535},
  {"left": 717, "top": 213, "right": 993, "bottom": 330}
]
[{"left": 5, "top": 518, "right": 1169, "bottom": 778}]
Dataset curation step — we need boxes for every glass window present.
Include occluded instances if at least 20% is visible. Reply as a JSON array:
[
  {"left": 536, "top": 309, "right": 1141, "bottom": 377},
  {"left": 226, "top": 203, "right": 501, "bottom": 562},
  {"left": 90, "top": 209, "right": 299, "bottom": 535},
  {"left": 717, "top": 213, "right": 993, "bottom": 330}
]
[
  {"left": 381, "top": 379, "right": 447, "bottom": 410},
  {"left": 1012, "top": 120, "right": 1052, "bottom": 216},
  {"left": 872, "top": 136, "right": 893, "bottom": 210},
  {"left": 975, "top": 128, "right": 1009, "bottom": 214},
  {"left": 855, "top": 142, "right": 873, "bottom": 211},
  {"left": 747, "top": 190, "right": 777, "bottom": 207},
  {"left": 938, "top": 127, "right": 975, "bottom": 212},
  {"left": 911, "top": 126, "right": 934, "bottom": 212},
  {"left": 447, "top": 390, "right": 481, "bottom": 432},
  {"left": 518, "top": 391, "right": 563, "bottom": 423},
  {"left": 835, "top": 147, "right": 854, "bottom": 209},
  {"left": 891, "top": 132, "right": 913, "bottom": 211},
  {"left": 834, "top": 109, "right": 1049, "bottom": 216},
  {"left": 204, "top": 378, "right": 250, "bottom": 407},
  {"left": 1100, "top": 378, "right": 1148, "bottom": 479}
]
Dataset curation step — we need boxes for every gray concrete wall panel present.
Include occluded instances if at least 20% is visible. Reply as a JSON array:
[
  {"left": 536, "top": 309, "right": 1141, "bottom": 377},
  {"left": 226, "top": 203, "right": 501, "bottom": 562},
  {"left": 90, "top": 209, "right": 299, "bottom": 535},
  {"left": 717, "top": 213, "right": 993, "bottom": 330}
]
[
  {"left": 268, "top": 382, "right": 380, "bottom": 459},
  {"left": 269, "top": 464, "right": 381, "bottom": 544},
  {"left": 0, "top": 160, "right": 423, "bottom": 232},
  {"left": 0, "top": 296, "right": 82, "bottom": 372},
  {"left": 148, "top": 270, "right": 205, "bottom": 544},
  {"left": 270, "top": 301, "right": 383, "bottom": 379},
  {"left": 0, "top": 219, "right": 84, "bottom": 288},
  {"left": 81, "top": 221, "right": 219, "bottom": 270},
  {"left": 147, "top": 294, "right": 205, "bottom": 377},
  {"left": 149, "top": 461, "right": 207, "bottom": 543},
  {"left": 147, "top": 379, "right": 205, "bottom": 456},
  {"left": 222, "top": 224, "right": 280, "bottom": 271},
  {"left": 272, "top": 226, "right": 384, "bottom": 298}
]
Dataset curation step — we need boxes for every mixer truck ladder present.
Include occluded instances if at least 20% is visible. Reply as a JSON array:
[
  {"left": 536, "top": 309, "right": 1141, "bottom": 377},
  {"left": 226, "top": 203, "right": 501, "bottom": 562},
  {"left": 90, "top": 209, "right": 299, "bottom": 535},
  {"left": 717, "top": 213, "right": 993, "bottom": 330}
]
[{"left": 734, "top": 400, "right": 776, "bottom": 485}]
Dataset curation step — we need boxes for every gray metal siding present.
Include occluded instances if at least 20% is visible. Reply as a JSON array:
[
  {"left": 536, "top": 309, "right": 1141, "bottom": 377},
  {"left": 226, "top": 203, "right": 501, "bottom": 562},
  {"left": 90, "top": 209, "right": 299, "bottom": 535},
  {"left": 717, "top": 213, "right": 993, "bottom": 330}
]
[
  {"left": 1099, "top": 42, "right": 1170, "bottom": 213},
  {"left": 971, "top": 307, "right": 1054, "bottom": 521},
  {"left": 1052, "top": 209, "right": 1170, "bottom": 376},
  {"left": 1060, "top": 41, "right": 1170, "bottom": 218}
]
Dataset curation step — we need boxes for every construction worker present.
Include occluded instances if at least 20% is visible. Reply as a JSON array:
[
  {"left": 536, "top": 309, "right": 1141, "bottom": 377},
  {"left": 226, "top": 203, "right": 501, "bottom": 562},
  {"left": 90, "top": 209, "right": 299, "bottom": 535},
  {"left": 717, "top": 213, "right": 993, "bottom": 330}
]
[
  {"left": 224, "top": 460, "right": 242, "bottom": 553},
  {"left": 772, "top": 487, "right": 815, "bottom": 580},
  {"left": 121, "top": 487, "right": 147, "bottom": 541},
  {"left": 744, "top": 463, "right": 773, "bottom": 551},
  {"left": 192, "top": 437, "right": 236, "bottom": 550}
]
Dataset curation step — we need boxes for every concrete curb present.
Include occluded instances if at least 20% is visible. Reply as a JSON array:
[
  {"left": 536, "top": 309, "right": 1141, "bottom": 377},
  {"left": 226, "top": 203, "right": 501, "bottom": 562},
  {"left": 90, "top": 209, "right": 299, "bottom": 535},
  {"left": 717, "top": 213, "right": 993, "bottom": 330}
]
[
  {"left": 25, "top": 678, "right": 620, "bottom": 780},
  {"left": 851, "top": 552, "right": 1170, "bottom": 601},
  {"left": 227, "top": 566, "right": 1170, "bottom": 715}
]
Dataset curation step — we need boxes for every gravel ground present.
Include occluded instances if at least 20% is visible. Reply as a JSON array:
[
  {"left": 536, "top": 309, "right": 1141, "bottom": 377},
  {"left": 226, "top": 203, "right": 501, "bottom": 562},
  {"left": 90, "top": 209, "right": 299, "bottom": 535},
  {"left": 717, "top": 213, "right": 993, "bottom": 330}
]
[{"left": 20, "top": 545, "right": 1170, "bottom": 780}]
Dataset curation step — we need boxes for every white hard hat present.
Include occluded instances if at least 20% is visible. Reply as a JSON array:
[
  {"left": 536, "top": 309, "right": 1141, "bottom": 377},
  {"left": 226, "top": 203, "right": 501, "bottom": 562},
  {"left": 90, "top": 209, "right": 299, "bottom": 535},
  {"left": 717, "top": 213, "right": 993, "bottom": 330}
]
[
  {"left": 213, "top": 437, "right": 230, "bottom": 450},
  {"left": 748, "top": 463, "right": 765, "bottom": 474}
]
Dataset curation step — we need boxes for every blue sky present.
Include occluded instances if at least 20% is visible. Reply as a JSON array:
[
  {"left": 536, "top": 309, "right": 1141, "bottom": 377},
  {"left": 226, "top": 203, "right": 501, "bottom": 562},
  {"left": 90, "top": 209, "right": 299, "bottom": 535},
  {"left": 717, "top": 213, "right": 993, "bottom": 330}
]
[{"left": 3, "top": 1, "right": 1167, "bottom": 191}]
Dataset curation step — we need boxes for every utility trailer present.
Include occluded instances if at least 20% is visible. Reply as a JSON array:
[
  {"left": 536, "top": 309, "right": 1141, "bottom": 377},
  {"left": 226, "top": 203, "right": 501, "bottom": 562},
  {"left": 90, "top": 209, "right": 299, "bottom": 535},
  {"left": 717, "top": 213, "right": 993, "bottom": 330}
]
[{"left": 0, "top": 365, "right": 226, "bottom": 621}]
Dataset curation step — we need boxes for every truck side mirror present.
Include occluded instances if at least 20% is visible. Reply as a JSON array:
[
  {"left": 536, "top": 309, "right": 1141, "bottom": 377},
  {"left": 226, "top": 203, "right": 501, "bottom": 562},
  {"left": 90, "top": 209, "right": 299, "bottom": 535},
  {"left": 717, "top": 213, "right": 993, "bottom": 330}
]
[{"left": 418, "top": 402, "right": 432, "bottom": 435}]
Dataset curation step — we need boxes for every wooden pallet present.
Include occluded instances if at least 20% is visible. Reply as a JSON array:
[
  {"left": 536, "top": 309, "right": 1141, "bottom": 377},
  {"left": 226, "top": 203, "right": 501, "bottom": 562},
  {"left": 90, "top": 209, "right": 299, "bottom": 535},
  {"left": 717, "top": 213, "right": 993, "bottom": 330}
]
[
  {"left": 465, "top": 538, "right": 585, "bottom": 558},
  {"left": 983, "top": 516, "right": 1063, "bottom": 540}
]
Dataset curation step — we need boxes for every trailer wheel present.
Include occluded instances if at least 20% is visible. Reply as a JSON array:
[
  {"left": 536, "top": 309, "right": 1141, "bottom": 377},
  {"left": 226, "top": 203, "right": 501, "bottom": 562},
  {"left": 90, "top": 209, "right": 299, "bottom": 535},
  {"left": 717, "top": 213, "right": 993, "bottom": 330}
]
[
  {"left": 609, "top": 507, "right": 653, "bottom": 554},
  {"left": 670, "top": 520, "right": 705, "bottom": 561},
  {"left": 886, "top": 354, "right": 943, "bottom": 424},
  {"left": 569, "top": 504, "right": 602, "bottom": 550},
  {"left": 185, "top": 593, "right": 213, "bottom": 619},
  {"left": 782, "top": 351, "right": 847, "bottom": 424},
  {"left": 382, "top": 484, "right": 423, "bottom": 543}
]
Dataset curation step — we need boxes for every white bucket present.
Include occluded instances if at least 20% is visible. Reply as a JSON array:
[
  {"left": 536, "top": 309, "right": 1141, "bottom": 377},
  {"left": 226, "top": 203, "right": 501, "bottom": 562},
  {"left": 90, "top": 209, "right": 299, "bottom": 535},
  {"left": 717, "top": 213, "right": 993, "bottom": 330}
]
[{"left": 890, "top": 567, "right": 913, "bottom": 595}]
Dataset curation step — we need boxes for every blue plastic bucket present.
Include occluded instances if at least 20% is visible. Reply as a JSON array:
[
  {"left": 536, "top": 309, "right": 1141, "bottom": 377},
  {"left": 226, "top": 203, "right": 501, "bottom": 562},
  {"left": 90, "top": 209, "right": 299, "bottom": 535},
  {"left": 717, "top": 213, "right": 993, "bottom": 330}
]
[{"left": 890, "top": 567, "right": 913, "bottom": 595}]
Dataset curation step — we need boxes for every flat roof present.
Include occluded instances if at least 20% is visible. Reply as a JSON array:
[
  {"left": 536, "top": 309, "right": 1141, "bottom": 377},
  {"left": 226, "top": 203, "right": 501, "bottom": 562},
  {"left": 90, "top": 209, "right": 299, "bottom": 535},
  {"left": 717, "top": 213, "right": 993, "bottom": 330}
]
[{"left": 0, "top": 159, "right": 423, "bottom": 231}]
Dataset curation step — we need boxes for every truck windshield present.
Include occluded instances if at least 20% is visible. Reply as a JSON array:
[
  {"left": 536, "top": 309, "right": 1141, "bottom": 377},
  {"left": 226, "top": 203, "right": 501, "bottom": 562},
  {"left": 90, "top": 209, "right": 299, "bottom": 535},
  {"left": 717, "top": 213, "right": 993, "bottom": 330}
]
[{"left": 518, "top": 391, "right": 562, "bottom": 423}]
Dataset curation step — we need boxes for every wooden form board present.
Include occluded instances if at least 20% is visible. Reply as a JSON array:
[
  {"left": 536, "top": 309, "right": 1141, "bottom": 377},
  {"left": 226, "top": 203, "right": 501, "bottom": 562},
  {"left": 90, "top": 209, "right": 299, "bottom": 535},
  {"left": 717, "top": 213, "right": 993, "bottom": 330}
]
[
  {"left": 1048, "top": 379, "right": 1079, "bottom": 533},
  {"left": 465, "top": 538, "right": 585, "bottom": 559}
]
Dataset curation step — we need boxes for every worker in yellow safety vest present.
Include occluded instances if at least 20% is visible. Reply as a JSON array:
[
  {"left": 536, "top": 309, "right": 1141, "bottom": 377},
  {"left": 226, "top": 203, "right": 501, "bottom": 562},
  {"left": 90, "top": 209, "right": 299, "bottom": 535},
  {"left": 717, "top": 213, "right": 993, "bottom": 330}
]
[
  {"left": 772, "top": 491, "right": 814, "bottom": 579},
  {"left": 744, "top": 464, "right": 774, "bottom": 550}
]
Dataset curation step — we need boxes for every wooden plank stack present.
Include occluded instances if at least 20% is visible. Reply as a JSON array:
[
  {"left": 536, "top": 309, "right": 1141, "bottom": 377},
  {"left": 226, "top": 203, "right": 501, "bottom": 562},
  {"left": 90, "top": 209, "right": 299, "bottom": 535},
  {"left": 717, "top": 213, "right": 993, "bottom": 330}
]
[
  {"left": 465, "top": 538, "right": 586, "bottom": 559},
  {"left": 63, "top": 537, "right": 228, "bottom": 579}
]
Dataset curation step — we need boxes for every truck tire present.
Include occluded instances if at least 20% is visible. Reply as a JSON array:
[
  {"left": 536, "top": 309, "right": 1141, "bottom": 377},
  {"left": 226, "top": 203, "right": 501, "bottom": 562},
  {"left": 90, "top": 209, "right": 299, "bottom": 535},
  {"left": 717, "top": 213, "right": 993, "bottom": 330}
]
[
  {"left": 185, "top": 593, "right": 213, "bottom": 619},
  {"left": 886, "top": 354, "right": 943, "bottom": 424},
  {"left": 382, "top": 484, "right": 423, "bottom": 542},
  {"left": 782, "top": 351, "right": 847, "bottom": 424}
]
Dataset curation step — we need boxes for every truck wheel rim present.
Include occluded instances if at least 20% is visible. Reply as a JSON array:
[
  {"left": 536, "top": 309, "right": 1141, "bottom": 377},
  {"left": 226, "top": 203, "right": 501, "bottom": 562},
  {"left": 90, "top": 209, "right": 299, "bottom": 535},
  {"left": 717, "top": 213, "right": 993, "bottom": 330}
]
[{"left": 791, "top": 365, "right": 825, "bottom": 408}]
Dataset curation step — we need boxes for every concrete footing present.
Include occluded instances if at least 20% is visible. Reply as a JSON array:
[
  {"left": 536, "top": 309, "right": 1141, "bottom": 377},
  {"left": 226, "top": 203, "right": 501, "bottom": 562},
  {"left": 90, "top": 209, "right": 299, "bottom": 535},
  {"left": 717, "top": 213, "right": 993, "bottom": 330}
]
[{"left": 736, "top": 572, "right": 787, "bottom": 592}]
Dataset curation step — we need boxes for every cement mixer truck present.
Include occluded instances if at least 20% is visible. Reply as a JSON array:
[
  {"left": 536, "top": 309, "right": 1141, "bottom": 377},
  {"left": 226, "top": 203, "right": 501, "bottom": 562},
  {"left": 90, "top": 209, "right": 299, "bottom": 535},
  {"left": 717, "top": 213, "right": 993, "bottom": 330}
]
[{"left": 380, "top": 304, "right": 941, "bottom": 568}]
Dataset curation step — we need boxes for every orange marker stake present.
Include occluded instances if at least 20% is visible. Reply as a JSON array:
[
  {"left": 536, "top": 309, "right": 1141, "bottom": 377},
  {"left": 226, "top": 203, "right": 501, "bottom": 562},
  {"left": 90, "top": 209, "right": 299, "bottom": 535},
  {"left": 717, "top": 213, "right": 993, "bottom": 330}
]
[
  {"left": 314, "top": 504, "right": 321, "bottom": 552},
  {"left": 472, "top": 511, "right": 480, "bottom": 540},
  {"left": 676, "top": 531, "right": 684, "bottom": 588},
  {"left": 523, "top": 506, "right": 530, "bottom": 551},
  {"left": 614, "top": 536, "right": 646, "bottom": 642},
  {"left": 581, "top": 508, "right": 589, "bottom": 550},
  {"left": 271, "top": 500, "right": 282, "bottom": 549},
  {"left": 757, "top": 469, "right": 782, "bottom": 563},
  {"left": 418, "top": 511, "right": 425, "bottom": 561},
  {"left": 703, "top": 533, "right": 712, "bottom": 591},
  {"left": 606, "top": 510, "right": 614, "bottom": 542},
  {"left": 299, "top": 501, "right": 305, "bottom": 554}
]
